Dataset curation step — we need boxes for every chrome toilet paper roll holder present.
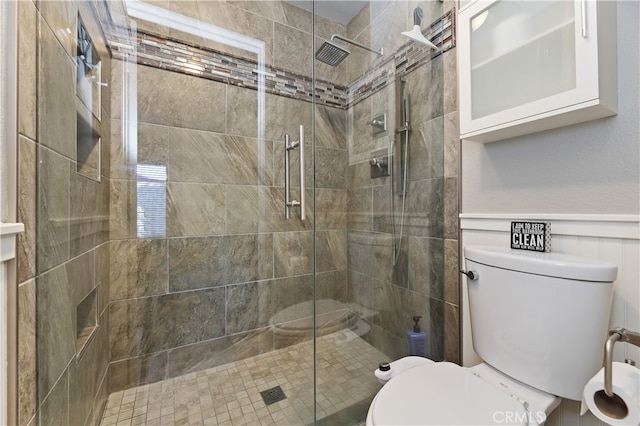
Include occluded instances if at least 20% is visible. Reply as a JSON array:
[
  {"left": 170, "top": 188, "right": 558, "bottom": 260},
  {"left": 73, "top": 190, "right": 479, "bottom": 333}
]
[
  {"left": 592, "top": 327, "right": 640, "bottom": 420},
  {"left": 604, "top": 327, "right": 640, "bottom": 397}
]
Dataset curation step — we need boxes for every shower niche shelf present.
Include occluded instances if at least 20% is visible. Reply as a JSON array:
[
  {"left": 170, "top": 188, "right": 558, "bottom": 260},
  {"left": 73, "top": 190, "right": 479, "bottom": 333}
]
[
  {"left": 76, "top": 14, "right": 101, "bottom": 121},
  {"left": 75, "top": 14, "right": 102, "bottom": 181},
  {"left": 76, "top": 287, "right": 98, "bottom": 358},
  {"left": 76, "top": 107, "right": 101, "bottom": 181}
]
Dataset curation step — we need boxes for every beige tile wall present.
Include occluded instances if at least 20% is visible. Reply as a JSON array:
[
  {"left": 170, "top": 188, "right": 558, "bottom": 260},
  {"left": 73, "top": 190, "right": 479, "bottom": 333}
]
[
  {"left": 110, "top": 55, "right": 346, "bottom": 390},
  {"left": 345, "top": 0, "right": 460, "bottom": 364},
  {"left": 14, "top": 2, "right": 461, "bottom": 423},
  {"left": 442, "top": 0, "right": 460, "bottom": 364},
  {"left": 107, "top": 58, "right": 349, "bottom": 392},
  {"left": 105, "top": 0, "right": 372, "bottom": 396},
  {"left": 16, "top": 0, "right": 113, "bottom": 425}
]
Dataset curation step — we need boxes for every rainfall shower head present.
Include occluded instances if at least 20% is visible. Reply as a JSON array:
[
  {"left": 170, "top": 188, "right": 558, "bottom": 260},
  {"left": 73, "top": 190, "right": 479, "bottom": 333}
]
[
  {"left": 401, "top": 7, "right": 439, "bottom": 50},
  {"left": 315, "top": 34, "right": 383, "bottom": 67},
  {"left": 402, "top": 26, "right": 439, "bottom": 50},
  {"left": 315, "top": 40, "right": 351, "bottom": 66}
]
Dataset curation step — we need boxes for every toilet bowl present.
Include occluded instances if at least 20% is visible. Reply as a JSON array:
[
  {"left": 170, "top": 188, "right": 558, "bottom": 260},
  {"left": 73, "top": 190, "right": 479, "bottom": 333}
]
[
  {"left": 367, "top": 361, "right": 560, "bottom": 425},
  {"left": 366, "top": 246, "right": 617, "bottom": 425}
]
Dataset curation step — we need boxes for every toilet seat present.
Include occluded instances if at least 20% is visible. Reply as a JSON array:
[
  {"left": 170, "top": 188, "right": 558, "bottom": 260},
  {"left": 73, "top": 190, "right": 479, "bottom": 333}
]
[{"left": 367, "top": 362, "right": 539, "bottom": 425}]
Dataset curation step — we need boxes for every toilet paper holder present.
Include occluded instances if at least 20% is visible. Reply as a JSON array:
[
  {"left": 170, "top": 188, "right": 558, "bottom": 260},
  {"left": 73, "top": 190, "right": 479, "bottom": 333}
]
[{"left": 604, "top": 327, "right": 640, "bottom": 397}]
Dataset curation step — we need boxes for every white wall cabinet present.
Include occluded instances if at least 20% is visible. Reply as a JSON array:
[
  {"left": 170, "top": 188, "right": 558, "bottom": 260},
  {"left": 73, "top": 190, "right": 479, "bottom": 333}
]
[{"left": 458, "top": 0, "right": 617, "bottom": 143}]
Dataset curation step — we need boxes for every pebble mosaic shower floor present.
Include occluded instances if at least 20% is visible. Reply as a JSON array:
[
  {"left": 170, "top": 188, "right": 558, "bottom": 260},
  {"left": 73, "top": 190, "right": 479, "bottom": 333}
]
[{"left": 100, "top": 329, "right": 385, "bottom": 425}]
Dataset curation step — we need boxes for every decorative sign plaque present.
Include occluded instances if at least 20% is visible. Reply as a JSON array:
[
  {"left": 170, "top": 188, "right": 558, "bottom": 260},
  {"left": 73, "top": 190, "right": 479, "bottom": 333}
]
[{"left": 511, "top": 222, "right": 551, "bottom": 252}]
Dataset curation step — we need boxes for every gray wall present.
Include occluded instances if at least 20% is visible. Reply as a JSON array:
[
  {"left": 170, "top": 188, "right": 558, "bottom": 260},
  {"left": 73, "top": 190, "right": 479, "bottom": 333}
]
[{"left": 461, "top": 0, "right": 640, "bottom": 215}]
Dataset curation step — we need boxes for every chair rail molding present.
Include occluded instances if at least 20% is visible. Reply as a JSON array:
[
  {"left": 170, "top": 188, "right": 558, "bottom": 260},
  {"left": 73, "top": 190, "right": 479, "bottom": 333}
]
[{"left": 460, "top": 213, "right": 640, "bottom": 240}]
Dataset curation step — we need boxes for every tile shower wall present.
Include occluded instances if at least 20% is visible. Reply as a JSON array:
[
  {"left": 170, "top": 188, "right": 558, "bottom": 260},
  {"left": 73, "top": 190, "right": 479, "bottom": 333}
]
[
  {"left": 106, "top": 0, "right": 460, "bottom": 395},
  {"left": 16, "top": 1, "right": 112, "bottom": 425},
  {"left": 11, "top": 0, "right": 460, "bottom": 422},
  {"left": 345, "top": 1, "right": 460, "bottom": 363},
  {"left": 107, "top": 1, "right": 349, "bottom": 392}
]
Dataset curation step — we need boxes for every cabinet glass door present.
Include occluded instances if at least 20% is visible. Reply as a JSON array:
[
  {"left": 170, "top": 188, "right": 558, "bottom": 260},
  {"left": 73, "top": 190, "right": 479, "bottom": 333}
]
[
  {"left": 459, "top": 0, "right": 616, "bottom": 142},
  {"left": 469, "top": 1, "right": 576, "bottom": 120}
]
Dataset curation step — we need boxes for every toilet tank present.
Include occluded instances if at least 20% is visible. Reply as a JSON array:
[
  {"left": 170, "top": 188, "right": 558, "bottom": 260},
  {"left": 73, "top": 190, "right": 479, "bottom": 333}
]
[{"left": 464, "top": 246, "right": 617, "bottom": 401}]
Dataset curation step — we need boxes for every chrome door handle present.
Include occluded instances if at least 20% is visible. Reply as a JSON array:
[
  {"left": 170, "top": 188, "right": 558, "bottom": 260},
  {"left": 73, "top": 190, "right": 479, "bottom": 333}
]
[
  {"left": 285, "top": 134, "right": 293, "bottom": 219},
  {"left": 298, "top": 125, "right": 305, "bottom": 221},
  {"left": 284, "top": 125, "right": 305, "bottom": 221}
]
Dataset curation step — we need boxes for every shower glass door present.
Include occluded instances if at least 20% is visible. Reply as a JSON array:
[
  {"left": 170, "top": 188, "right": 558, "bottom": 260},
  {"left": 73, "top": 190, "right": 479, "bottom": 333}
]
[
  {"left": 31, "top": 0, "right": 448, "bottom": 424},
  {"left": 106, "top": 0, "right": 317, "bottom": 423},
  {"left": 312, "top": 0, "right": 448, "bottom": 423}
]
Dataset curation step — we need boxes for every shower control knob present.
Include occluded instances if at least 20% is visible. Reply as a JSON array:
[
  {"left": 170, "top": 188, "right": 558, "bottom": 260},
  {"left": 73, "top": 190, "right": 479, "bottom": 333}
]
[
  {"left": 370, "top": 157, "right": 387, "bottom": 169},
  {"left": 379, "top": 362, "right": 391, "bottom": 372}
]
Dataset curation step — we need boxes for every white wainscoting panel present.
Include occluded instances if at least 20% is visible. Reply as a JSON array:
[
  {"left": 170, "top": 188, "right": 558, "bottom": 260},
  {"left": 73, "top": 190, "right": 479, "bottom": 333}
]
[{"left": 460, "top": 214, "right": 640, "bottom": 426}]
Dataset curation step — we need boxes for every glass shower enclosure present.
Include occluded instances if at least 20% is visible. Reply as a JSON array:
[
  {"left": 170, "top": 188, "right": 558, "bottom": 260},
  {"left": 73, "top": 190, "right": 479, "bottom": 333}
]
[{"left": 29, "top": 0, "right": 451, "bottom": 424}]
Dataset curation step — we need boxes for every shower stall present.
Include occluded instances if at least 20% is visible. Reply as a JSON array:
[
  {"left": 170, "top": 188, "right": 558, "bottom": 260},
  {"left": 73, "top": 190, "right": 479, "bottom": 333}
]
[{"left": 17, "top": 0, "right": 459, "bottom": 424}]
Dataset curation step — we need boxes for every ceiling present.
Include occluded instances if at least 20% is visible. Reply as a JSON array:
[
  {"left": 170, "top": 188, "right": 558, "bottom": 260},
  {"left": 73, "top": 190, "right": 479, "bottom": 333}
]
[{"left": 287, "top": 1, "right": 368, "bottom": 25}]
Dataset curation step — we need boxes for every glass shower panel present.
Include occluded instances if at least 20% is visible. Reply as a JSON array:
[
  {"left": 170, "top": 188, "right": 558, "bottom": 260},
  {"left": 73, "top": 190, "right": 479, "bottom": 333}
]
[
  {"left": 313, "top": 1, "right": 447, "bottom": 423},
  {"left": 34, "top": 0, "right": 450, "bottom": 423},
  {"left": 107, "top": 1, "right": 315, "bottom": 423}
]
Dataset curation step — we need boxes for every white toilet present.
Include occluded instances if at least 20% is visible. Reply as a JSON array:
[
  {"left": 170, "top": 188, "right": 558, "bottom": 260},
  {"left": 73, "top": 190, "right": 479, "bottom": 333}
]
[{"left": 366, "top": 245, "right": 618, "bottom": 425}]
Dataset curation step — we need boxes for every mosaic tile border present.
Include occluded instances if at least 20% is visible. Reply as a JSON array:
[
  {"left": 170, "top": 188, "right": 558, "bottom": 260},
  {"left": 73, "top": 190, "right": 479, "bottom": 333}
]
[
  {"left": 106, "top": 27, "right": 348, "bottom": 108},
  {"left": 348, "top": 9, "right": 456, "bottom": 108},
  {"left": 105, "top": 10, "right": 454, "bottom": 110}
]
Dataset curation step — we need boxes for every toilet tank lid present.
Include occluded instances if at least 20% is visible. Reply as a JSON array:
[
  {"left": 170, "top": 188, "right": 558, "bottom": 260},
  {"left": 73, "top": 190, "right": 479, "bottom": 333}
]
[{"left": 464, "top": 246, "right": 618, "bottom": 282}]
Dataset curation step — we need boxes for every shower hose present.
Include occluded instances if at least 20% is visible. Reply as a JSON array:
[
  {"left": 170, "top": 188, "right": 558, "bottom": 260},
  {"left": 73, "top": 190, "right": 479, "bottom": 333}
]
[{"left": 391, "top": 126, "right": 409, "bottom": 266}]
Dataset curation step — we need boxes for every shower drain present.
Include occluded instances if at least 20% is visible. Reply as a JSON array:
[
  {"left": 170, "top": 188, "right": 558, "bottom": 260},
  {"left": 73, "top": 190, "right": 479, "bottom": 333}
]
[{"left": 260, "top": 385, "right": 287, "bottom": 406}]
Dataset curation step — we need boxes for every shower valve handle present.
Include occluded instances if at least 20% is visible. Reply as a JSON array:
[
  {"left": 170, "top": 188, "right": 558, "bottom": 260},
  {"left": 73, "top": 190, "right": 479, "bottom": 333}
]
[
  {"left": 371, "top": 118, "right": 386, "bottom": 130},
  {"left": 370, "top": 157, "right": 386, "bottom": 170}
]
